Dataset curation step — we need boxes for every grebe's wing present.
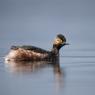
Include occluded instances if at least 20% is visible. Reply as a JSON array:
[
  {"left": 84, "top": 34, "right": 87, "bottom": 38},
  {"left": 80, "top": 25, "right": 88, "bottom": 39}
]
[
  {"left": 11, "top": 45, "right": 49, "bottom": 53},
  {"left": 11, "top": 46, "right": 20, "bottom": 50}
]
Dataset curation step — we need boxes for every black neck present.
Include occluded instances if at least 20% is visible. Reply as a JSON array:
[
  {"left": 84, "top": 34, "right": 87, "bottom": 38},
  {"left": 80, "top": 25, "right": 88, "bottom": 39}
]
[
  {"left": 53, "top": 44, "right": 62, "bottom": 50},
  {"left": 51, "top": 45, "right": 59, "bottom": 55},
  {"left": 50, "top": 45, "right": 60, "bottom": 62}
]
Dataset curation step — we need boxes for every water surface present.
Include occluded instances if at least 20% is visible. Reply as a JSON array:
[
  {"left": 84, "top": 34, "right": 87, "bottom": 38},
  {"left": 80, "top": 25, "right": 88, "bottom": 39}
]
[{"left": 0, "top": 38, "right": 95, "bottom": 95}]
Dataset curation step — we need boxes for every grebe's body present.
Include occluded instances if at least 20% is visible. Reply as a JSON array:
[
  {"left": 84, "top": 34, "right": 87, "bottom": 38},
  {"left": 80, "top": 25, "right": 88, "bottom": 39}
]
[
  {"left": 5, "top": 46, "right": 53, "bottom": 61},
  {"left": 5, "top": 34, "right": 68, "bottom": 61}
]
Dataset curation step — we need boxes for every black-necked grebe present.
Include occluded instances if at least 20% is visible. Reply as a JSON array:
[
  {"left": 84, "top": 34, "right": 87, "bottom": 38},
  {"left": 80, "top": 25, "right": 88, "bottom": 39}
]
[{"left": 5, "top": 34, "right": 69, "bottom": 61}]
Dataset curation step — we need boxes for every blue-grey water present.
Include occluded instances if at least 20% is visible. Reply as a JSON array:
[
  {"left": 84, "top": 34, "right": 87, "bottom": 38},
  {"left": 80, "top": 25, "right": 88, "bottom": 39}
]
[{"left": 0, "top": 0, "right": 95, "bottom": 95}]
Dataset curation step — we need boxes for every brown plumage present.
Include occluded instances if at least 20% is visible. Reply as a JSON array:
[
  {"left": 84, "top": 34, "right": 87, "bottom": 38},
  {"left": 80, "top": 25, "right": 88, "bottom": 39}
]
[{"left": 5, "top": 34, "right": 69, "bottom": 61}]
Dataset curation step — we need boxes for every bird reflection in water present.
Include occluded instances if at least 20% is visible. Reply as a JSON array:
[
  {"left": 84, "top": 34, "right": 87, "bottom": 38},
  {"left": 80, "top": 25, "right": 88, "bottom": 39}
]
[
  {"left": 5, "top": 59, "right": 64, "bottom": 94},
  {"left": 5, "top": 59, "right": 63, "bottom": 75}
]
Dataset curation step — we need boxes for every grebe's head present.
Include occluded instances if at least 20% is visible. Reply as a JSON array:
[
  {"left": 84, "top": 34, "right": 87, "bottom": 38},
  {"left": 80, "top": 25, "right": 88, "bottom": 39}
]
[{"left": 53, "top": 34, "right": 69, "bottom": 50}]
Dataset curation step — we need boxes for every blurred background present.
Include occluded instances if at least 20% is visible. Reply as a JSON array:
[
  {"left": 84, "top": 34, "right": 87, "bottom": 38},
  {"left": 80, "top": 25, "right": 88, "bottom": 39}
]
[
  {"left": 0, "top": 0, "right": 95, "bottom": 51},
  {"left": 0, "top": 0, "right": 95, "bottom": 95}
]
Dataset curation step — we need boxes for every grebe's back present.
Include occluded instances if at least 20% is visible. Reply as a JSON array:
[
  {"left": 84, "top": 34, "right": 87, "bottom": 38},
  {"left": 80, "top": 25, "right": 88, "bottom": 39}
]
[{"left": 5, "top": 45, "right": 51, "bottom": 61}]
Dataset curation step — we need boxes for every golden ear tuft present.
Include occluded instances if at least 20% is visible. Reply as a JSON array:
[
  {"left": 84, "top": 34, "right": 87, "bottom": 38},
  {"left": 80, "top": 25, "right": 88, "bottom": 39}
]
[{"left": 57, "top": 34, "right": 66, "bottom": 43}]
